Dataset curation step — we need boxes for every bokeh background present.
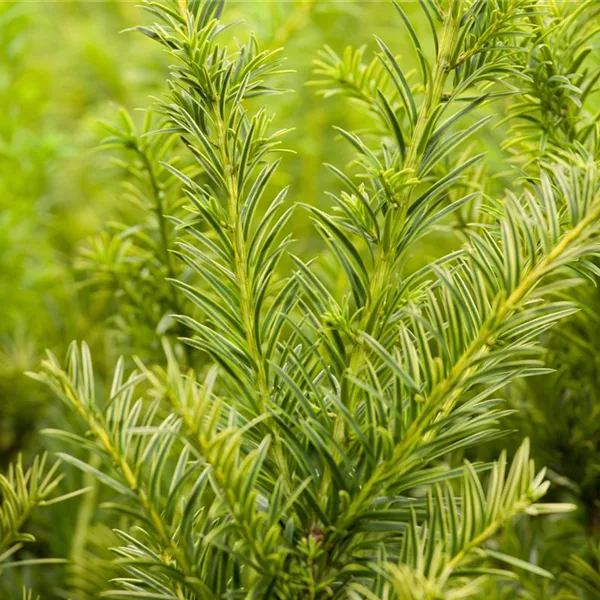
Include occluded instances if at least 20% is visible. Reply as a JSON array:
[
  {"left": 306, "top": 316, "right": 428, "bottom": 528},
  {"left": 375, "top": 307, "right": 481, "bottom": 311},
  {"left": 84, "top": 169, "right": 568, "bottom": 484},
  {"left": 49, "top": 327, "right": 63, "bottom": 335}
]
[{"left": 1, "top": 1, "right": 598, "bottom": 597}]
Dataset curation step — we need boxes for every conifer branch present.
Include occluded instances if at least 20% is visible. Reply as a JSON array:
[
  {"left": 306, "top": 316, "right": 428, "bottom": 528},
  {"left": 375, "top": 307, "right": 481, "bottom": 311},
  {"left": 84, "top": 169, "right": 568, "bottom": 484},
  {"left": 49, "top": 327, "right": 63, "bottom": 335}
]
[{"left": 26, "top": 1, "right": 600, "bottom": 598}]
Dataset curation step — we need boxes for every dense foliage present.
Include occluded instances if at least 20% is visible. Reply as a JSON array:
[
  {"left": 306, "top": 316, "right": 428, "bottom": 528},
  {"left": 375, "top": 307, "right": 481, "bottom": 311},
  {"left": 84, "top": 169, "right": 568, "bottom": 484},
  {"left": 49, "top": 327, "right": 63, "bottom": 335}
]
[{"left": 1, "top": 1, "right": 600, "bottom": 598}]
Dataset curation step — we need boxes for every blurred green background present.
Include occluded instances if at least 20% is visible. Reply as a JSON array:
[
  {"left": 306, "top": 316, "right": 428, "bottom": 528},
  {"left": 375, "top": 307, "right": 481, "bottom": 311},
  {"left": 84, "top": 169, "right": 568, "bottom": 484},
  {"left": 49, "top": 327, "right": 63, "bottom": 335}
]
[{"left": 1, "top": 1, "right": 599, "bottom": 597}]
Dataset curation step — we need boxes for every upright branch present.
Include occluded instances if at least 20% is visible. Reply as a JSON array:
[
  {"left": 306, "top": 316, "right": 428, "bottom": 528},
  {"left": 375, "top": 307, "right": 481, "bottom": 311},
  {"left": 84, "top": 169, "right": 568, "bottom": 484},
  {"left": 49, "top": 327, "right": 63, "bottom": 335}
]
[
  {"left": 138, "top": 0, "right": 297, "bottom": 417},
  {"left": 307, "top": 0, "right": 539, "bottom": 417}
]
